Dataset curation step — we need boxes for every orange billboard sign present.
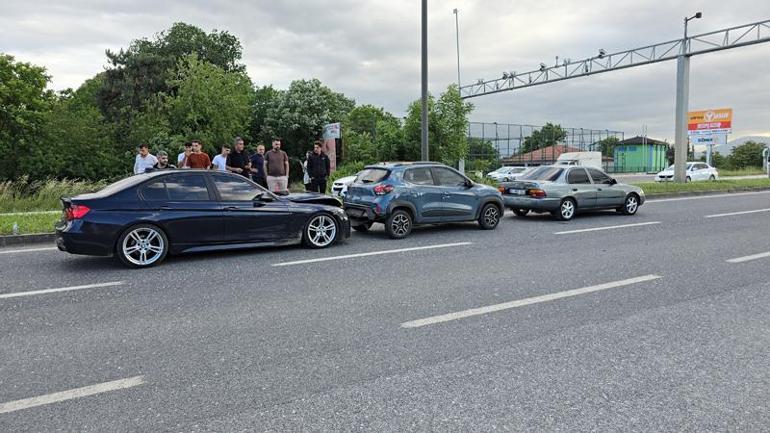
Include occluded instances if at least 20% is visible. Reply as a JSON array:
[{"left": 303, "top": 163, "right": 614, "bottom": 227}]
[{"left": 687, "top": 108, "right": 732, "bottom": 135}]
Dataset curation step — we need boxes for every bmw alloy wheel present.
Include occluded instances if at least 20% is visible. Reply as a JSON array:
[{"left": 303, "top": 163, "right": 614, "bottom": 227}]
[
  {"left": 122, "top": 226, "right": 165, "bottom": 266},
  {"left": 306, "top": 215, "right": 338, "bottom": 248}
]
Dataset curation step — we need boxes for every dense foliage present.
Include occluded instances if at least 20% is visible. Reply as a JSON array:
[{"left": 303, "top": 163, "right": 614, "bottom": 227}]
[{"left": 0, "top": 23, "right": 476, "bottom": 183}]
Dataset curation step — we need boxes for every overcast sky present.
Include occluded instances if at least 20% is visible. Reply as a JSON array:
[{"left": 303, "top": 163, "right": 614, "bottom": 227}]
[{"left": 2, "top": 0, "right": 769, "bottom": 142}]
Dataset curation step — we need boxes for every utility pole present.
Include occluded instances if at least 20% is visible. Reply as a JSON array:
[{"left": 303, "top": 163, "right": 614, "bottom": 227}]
[
  {"left": 421, "top": 0, "right": 429, "bottom": 161},
  {"left": 674, "top": 12, "right": 701, "bottom": 182},
  {"left": 454, "top": 8, "right": 464, "bottom": 173}
]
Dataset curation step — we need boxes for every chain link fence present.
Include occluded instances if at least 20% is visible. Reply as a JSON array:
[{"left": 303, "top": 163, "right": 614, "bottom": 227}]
[{"left": 466, "top": 122, "right": 625, "bottom": 174}]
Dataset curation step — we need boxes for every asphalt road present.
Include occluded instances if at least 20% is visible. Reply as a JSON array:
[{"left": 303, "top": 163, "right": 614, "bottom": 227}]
[{"left": 1, "top": 191, "right": 770, "bottom": 432}]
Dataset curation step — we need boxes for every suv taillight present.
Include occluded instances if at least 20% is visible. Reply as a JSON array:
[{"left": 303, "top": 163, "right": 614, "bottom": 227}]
[
  {"left": 65, "top": 205, "right": 91, "bottom": 221},
  {"left": 527, "top": 188, "right": 546, "bottom": 198},
  {"left": 373, "top": 184, "right": 394, "bottom": 195}
]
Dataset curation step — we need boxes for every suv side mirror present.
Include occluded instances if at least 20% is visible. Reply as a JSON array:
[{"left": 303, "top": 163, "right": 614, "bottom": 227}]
[
  {"left": 465, "top": 179, "right": 474, "bottom": 188},
  {"left": 609, "top": 178, "right": 617, "bottom": 185}
]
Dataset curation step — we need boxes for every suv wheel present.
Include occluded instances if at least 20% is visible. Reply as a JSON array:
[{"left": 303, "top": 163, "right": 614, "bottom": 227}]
[
  {"left": 117, "top": 224, "right": 168, "bottom": 268},
  {"left": 386, "top": 209, "right": 413, "bottom": 239},
  {"left": 478, "top": 203, "right": 501, "bottom": 229},
  {"left": 554, "top": 198, "right": 576, "bottom": 221}
]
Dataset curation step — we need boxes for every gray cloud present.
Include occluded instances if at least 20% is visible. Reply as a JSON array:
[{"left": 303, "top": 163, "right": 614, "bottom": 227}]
[{"left": 1, "top": 0, "right": 769, "bottom": 141}]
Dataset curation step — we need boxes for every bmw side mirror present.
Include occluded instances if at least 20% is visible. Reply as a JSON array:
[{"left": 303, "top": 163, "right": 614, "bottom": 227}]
[{"left": 254, "top": 192, "right": 273, "bottom": 202}]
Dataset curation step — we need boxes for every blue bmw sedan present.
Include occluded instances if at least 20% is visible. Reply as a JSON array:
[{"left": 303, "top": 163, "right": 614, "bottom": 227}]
[{"left": 56, "top": 170, "right": 350, "bottom": 267}]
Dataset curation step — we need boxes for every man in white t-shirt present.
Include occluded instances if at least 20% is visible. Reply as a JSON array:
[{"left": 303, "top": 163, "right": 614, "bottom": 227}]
[
  {"left": 134, "top": 143, "right": 158, "bottom": 174},
  {"left": 177, "top": 142, "right": 192, "bottom": 166},
  {"left": 211, "top": 144, "right": 230, "bottom": 171}
]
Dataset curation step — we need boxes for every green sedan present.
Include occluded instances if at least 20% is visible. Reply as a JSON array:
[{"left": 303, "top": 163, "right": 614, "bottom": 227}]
[{"left": 498, "top": 165, "right": 645, "bottom": 221}]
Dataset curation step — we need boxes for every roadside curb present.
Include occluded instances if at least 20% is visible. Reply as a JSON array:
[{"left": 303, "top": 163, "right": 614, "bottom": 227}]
[
  {"left": 0, "top": 233, "right": 57, "bottom": 248},
  {"left": 646, "top": 186, "right": 770, "bottom": 200}
]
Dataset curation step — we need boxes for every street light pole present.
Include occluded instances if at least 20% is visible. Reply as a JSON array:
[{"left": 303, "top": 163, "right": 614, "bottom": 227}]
[
  {"left": 674, "top": 12, "right": 702, "bottom": 183},
  {"left": 421, "top": 0, "right": 429, "bottom": 161},
  {"left": 454, "top": 8, "right": 465, "bottom": 173}
]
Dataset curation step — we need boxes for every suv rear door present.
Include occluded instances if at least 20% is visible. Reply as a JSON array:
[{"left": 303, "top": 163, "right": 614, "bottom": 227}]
[
  {"left": 403, "top": 166, "right": 444, "bottom": 222},
  {"left": 431, "top": 167, "right": 476, "bottom": 221}
]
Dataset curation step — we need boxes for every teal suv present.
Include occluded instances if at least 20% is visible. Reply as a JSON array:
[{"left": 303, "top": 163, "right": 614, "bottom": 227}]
[{"left": 343, "top": 162, "right": 504, "bottom": 239}]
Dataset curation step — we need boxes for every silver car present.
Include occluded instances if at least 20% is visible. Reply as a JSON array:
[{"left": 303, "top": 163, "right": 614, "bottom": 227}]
[{"left": 499, "top": 165, "right": 645, "bottom": 221}]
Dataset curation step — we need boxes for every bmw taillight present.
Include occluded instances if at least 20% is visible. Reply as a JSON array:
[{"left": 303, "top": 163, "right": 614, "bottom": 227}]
[
  {"left": 65, "top": 205, "right": 91, "bottom": 221},
  {"left": 527, "top": 188, "right": 546, "bottom": 198},
  {"left": 373, "top": 184, "right": 394, "bottom": 195}
]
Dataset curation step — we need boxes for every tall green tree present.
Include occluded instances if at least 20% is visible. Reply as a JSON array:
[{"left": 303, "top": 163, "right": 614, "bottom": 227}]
[
  {"left": 97, "top": 22, "right": 245, "bottom": 142},
  {"left": 342, "top": 104, "right": 402, "bottom": 162},
  {"left": 595, "top": 136, "right": 620, "bottom": 157},
  {"left": 0, "top": 54, "right": 55, "bottom": 180},
  {"left": 165, "top": 55, "right": 256, "bottom": 155},
  {"left": 520, "top": 122, "right": 567, "bottom": 153},
  {"left": 263, "top": 78, "right": 355, "bottom": 158},
  {"left": 403, "top": 84, "right": 474, "bottom": 165}
]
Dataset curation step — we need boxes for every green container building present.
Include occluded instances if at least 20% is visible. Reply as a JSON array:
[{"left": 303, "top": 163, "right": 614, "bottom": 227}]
[{"left": 612, "top": 136, "right": 669, "bottom": 173}]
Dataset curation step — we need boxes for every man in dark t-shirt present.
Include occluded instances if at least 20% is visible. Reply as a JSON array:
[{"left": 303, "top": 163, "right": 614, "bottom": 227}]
[
  {"left": 226, "top": 137, "right": 251, "bottom": 177},
  {"left": 250, "top": 144, "right": 268, "bottom": 188}
]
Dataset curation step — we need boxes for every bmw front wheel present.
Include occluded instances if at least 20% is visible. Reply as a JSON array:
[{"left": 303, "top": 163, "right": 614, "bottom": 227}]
[{"left": 304, "top": 214, "right": 339, "bottom": 249}]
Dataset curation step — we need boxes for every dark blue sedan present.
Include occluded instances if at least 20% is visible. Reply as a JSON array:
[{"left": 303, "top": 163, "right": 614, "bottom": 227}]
[{"left": 56, "top": 170, "right": 350, "bottom": 267}]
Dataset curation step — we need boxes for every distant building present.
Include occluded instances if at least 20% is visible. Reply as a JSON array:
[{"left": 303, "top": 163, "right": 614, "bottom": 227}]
[
  {"left": 612, "top": 136, "right": 669, "bottom": 173},
  {"left": 502, "top": 144, "right": 583, "bottom": 166}
]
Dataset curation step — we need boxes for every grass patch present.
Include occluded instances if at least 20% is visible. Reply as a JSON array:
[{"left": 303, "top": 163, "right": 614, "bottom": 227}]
[
  {"left": 0, "top": 212, "right": 60, "bottom": 235},
  {"left": 717, "top": 167, "right": 766, "bottom": 177},
  {"left": 634, "top": 178, "right": 770, "bottom": 196},
  {"left": 0, "top": 177, "right": 109, "bottom": 213}
]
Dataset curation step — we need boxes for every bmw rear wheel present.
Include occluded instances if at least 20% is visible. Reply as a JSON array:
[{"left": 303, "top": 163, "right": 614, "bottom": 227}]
[
  {"left": 478, "top": 203, "right": 501, "bottom": 230},
  {"left": 117, "top": 224, "right": 168, "bottom": 268},
  {"left": 554, "top": 198, "right": 576, "bottom": 221},
  {"left": 385, "top": 209, "right": 413, "bottom": 239},
  {"left": 304, "top": 214, "right": 339, "bottom": 248}
]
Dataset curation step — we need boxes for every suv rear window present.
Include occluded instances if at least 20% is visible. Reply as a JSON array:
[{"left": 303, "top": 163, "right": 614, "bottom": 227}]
[
  {"left": 519, "top": 167, "right": 564, "bottom": 181},
  {"left": 355, "top": 168, "right": 389, "bottom": 184}
]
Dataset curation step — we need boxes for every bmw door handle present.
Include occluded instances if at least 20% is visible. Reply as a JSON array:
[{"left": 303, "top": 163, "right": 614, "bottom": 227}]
[{"left": 224, "top": 206, "right": 241, "bottom": 211}]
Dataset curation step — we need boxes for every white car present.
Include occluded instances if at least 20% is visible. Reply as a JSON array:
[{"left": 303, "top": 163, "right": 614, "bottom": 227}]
[
  {"left": 486, "top": 166, "right": 530, "bottom": 182},
  {"left": 655, "top": 162, "right": 719, "bottom": 182},
  {"left": 331, "top": 175, "right": 358, "bottom": 198}
]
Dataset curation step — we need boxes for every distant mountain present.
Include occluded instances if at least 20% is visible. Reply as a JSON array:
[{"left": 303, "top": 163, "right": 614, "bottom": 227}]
[{"left": 715, "top": 135, "right": 770, "bottom": 155}]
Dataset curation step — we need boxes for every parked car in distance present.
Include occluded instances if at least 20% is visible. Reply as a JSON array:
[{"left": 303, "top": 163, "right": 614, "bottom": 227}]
[
  {"left": 344, "top": 162, "right": 504, "bottom": 238},
  {"left": 499, "top": 165, "right": 645, "bottom": 221},
  {"left": 486, "top": 166, "right": 531, "bottom": 182},
  {"left": 331, "top": 174, "right": 358, "bottom": 198},
  {"left": 555, "top": 151, "right": 603, "bottom": 169},
  {"left": 655, "top": 162, "right": 719, "bottom": 182},
  {"left": 56, "top": 170, "right": 350, "bottom": 268}
]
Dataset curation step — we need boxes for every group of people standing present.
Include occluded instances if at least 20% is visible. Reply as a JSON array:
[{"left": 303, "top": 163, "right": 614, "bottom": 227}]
[{"left": 133, "top": 137, "right": 331, "bottom": 194}]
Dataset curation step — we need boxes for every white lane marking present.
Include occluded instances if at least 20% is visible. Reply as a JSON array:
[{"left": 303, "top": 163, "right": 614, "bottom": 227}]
[
  {"left": 0, "top": 282, "right": 125, "bottom": 300},
  {"left": 0, "top": 247, "right": 57, "bottom": 255},
  {"left": 401, "top": 274, "right": 663, "bottom": 328},
  {"left": 554, "top": 221, "right": 660, "bottom": 235},
  {"left": 0, "top": 376, "right": 145, "bottom": 414},
  {"left": 704, "top": 208, "right": 770, "bottom": 219},
  {"left": 645, "top": 190, "right": 770, "bottom": 203},
  {"left": 726, "top": 251, "right": 770, "bottom": 264},
  {"left": 273, "top": 242, "right": 473, "bottom": 267}
]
